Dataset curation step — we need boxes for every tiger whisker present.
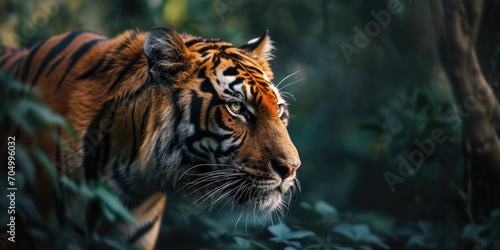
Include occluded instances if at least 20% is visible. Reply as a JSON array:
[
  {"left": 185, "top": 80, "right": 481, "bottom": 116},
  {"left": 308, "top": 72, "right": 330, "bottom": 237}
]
[
  {"left": 194, "top": 179, "right": 240, "bottom": 206},
  {"left": 279, "top": 73, "right": 309, "bottom": 91},
  {"left": 178, "top": 169, "right": 242, "bottom": 190},
  {"left": 280, "top": 91, "right": 297, "bottom": 102},
  {"left": 192, "top": 179, "right": 241, "bottom": 206},
  {"left": 294, "top": 178, "right": 302, "bottom": 193},
  {"left": 276, "top": 68, "right": 303, "bottom": 88},
  {"left": 195, "top": 181, "right": 245, "bottom": 215},
  {"left": 210, "top": 181, "right": 248, "bottom": 214},
  {"left": 178, "top": 163, "right": 235, "bottom": 180},
  {"left": 181, "top": 175, "right": 239, "bottom": 196},
  {"left": 233, "top": 207, "right": 247, "bottom": 232}
]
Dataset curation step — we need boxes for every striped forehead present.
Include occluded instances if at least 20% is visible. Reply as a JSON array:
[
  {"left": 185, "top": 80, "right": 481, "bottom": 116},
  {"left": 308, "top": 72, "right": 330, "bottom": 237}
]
[
  {"left": 217, "top": 68, "right": 279, "bottom": 112},
  {"left": 188, "top": 40, "right": 281, "bottom": 112}
]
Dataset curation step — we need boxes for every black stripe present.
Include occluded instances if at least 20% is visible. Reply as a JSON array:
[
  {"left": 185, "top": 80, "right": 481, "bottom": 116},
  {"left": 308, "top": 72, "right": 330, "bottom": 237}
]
[
  {"left": 107, "top": 51, "right": 142, "bottom": 92},
  {"left": 30, "top": 30, "right": 89, "bottom": 91},
  {"left": 223, "top": 67, "right": 238, "bottom": 76},
  {"left": 184, "top": 39, "right": 204, "bottom": 47},
  {"left": 154, "top": 134, "right": 163, "bottom": 172},
  {"left": 197, "top": 67, "right": 206, "bottom": 79},
  {"left": 128, "top": 101, "right": 138, "bottom": 165},
  {"left": 97, "top": 32, "right": 139, "bottom": 75},
  {"left": 227, "top": 77, "right": 243, "bottom": 93},
  {"left": 47, "top": 56, "right": 65, "bottom": 75},
  {"left": 111, "top": 158, "right": 144, "bottom": 201},
  {"left": 219, "top": 45, "right": 234, "bottom": 51},
  {"left": 55, "top": 127, "right": 62, "bottom": 175},
  {"left": 76, "top": 56, "right": 105, "bottom": 80},
  {"left": 139, "top": 101, "right": 151, "bottom": 138},
  {"left": 213, "top": 108, "right": 232, "bottom": 132},
  {"left": 83, "top": 100, "right": 116, "bottom": 180},
  {"left": 96, "top": 57, "right": 114, "bottom": 75},
  {"left": 6, "top": 55, "right": 25, "bottom": 72},
  {"left": 20, "top": 40, "right": 45, "bottom": 81},
  {"left": 184, "top": 38, "right": 220, "bottom": 47},
  {"left": 127, "top": 216, "right": 159, "bottom": 244},
  {"left": 116, "top": 31, "right": 139, "bottom": 52},
  {"left": 56, "top": 39, "right": 104, "bottom": 89},
  {"left": 0, "top": 54, "right": 11, "bottom": 66},
  {"left": 211, "top": 54, "right": 221, "bottom": 69},
  {"left": 189, "top": 90, "right": 204, "bottom": 132},
  {"left": 197, "top": 45, "right": 221, "bottom": 54}
]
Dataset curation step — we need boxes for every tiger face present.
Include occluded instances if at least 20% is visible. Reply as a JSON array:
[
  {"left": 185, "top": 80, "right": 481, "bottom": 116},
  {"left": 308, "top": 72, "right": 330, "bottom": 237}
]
[{"left": 142, "top": 28, "right": 301, "bottom": 213}]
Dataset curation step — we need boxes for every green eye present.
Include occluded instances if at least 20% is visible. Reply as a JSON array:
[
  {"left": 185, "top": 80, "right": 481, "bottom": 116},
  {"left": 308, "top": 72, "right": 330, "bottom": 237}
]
[{"left": 229, "top": 102, "right": 243, "bottom": 113}]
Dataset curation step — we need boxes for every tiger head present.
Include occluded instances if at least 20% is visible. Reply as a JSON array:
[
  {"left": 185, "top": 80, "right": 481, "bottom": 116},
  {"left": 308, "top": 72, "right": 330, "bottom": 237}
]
[{"left": 141, "top": 28, "right": 300, "bottom": 213}]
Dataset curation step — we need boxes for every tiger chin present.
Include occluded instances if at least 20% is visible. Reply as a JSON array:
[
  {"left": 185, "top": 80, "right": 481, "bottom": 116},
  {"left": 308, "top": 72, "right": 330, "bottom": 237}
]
[{"left": 0, "top": 27, "right": 300, "bottom": 249}]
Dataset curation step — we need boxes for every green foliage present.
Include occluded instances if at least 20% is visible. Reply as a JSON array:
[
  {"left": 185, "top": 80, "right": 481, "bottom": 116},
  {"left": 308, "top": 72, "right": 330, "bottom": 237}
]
[
  {"left": 0, "top": 71, "right": 136, "bottom": 249},
  {"left": 2, "top": 0, "right": 500, "bottom": 249}
]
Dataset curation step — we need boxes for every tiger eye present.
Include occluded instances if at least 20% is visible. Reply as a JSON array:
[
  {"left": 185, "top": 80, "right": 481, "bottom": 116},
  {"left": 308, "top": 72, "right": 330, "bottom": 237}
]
[{"left": 230, "top": 102, "right": 243, "bottom": 113}]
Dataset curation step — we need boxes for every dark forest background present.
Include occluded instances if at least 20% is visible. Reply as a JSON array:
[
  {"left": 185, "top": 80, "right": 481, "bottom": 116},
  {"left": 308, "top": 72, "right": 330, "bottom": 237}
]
[{"left": 1, "top": 0, "right": 500, "bottom": 249}]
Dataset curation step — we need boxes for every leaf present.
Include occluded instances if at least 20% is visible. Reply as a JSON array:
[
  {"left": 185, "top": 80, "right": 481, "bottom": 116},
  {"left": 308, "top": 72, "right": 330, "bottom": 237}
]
[
  {"left": 417, "top": 221, "right": 432, "bottom": 235},
  {"left": 270, "top": 237, "right": 301, "bottom": 248},
  {"left": 282, "top": 230, "right": 315, "bottom": 239},
  {"left": 461, "top": 224, "right": 489, "bottom": 246},
  {"left": 491, "top": 209, "right": 500, "bottom": 220},
  {"left": 79, "top": 183, "right": 96, "bottom": 199},
  {"left": 30, "top": 102, "right": 67, "bottom": 126},
  {"left": 300, "top": 201, "right": 312, "bottom": 210},
  {"left": 268, "top": 223, "right": 290, "bottom": 237},
  {"left": 16, "top": 144, "right": 35, "bottom": 182},
  {"left": 354, "top": 212, "right": 395, "bottom": 234},
  {"left": 33, "top": 147, "right": 58, "bottom": 188},
  {"left": 362, "top": 234, "right": 389, "bottom": 249},
  {"left": 94, "top": 187, "right": 136, "bottom": 225},
  {"left": 234, "top": 236, "right": 251, "bottom": 248},
  {"left": 333, "top": 224, "right": 359, "bottom": 241},
  {"left": 289, "top": 240, "right": 302, "bottom": 248},
  {"left": 351, "top": 224, "right": 371, "bottom": 240},
  {"left": 17, "top": 195, "right": 46, "bottom": 224},
  {"left": 314, "top": 200, "right": 337, "bottom": 217},
  {"left": 60, "top": 176, "right": 79, "bottom": 192},
  {"left": 101, "top": 204, "right": 117, "bottom": 222},
  {"left": 406, "top": 235, "right": 427, "bottom": 247},
  {"left": 332, "top": 224, "right": 388, "bottom": 249},
  {"left": 8, "top": 101, "right": 36, "bottom": 136}
]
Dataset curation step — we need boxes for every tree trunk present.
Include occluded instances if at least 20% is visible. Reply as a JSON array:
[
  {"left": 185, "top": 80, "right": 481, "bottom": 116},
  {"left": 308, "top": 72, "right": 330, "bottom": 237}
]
[{"left": 429, "top": 0, "right": 500, "bottom": 224}]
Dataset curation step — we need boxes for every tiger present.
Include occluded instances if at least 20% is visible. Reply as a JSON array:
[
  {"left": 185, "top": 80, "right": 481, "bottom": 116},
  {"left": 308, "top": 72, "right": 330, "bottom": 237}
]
[{"left": 0, "top": 27, "right": 301, "bottom": 249}]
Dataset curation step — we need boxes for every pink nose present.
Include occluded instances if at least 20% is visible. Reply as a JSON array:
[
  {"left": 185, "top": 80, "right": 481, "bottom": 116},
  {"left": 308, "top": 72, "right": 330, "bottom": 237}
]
[
  {"left": 291, "top": 160, "right": 301, "bottom": 169},
  {"left": 271, "top": 160, "right": 301, "bottom": 179}
]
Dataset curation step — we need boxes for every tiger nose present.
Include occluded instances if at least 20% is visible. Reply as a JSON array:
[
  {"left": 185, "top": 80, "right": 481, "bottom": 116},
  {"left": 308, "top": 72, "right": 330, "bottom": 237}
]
[{"left": 271, "top": 160, "right": 301, "bottom": 179}]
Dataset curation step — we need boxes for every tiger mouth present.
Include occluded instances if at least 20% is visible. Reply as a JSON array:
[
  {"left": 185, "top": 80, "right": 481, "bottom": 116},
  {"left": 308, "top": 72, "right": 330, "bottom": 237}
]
[
  {"left": 181, "top": 167, "right": 297, "bottom": 213},
  {"left": 227, "top": 179, "right": 292, "bottom": 212}
]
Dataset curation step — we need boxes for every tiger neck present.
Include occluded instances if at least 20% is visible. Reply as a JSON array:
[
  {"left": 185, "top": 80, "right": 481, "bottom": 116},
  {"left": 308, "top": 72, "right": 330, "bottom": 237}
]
[
  {"left": 84, "top": 31, "right": 151, "bottom": 100},
  {"left": 82, "top": 84, "right": 164, "bottom": 203}
]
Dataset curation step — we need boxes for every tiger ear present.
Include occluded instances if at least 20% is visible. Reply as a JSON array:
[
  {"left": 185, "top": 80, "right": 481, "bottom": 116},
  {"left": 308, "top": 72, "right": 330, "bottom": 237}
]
[
  {"left": 144, "top": 27, "right": 191, "bottom": 83},
  {"left": 239, "top": 30, "right": 274, "bottom": 61}
]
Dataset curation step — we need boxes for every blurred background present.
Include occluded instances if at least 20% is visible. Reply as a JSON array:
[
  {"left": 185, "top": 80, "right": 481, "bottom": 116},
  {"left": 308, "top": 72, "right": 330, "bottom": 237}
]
[{"left": 1, "top": 0, "right": 500, "bottom": 249}]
